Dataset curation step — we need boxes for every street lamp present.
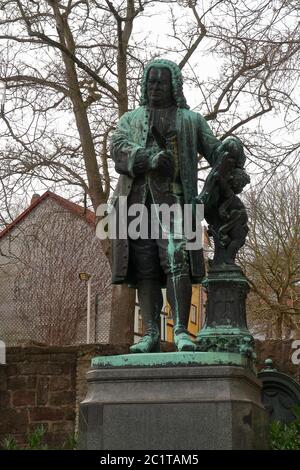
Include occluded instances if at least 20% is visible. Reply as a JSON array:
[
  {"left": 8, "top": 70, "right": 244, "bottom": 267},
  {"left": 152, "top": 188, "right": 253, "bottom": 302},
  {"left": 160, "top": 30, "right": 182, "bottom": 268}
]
[
  {"left": 0, "top": 340, "right": 6, "bottom": 364},
  {"left": 0, "top": 81, "right": 6, "bottom": 115},
  {"left": 79, "top": 272, "right": 92, "bottom": 344}
]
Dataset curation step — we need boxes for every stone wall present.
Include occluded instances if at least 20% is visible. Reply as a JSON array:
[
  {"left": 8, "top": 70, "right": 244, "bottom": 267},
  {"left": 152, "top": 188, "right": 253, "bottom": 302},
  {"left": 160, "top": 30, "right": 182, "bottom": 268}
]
[
  {"left": 0, "top": 340, "right": 299, "bottom": 448},
  {"left": 0, "top": 346, "right": 78, "bottom": 448},
  {"left": 0, "top": 344, "right": 129, "bottom": 449}
]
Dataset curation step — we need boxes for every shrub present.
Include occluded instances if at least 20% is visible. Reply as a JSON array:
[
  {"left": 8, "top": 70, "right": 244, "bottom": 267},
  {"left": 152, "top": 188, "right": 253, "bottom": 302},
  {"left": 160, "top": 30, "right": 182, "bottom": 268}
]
[
  {"left": 269, "top": 406, "right": 300, "bottom": 450},
  {"left": 2, "top": 425, "right": 77, "bottom": 450}
]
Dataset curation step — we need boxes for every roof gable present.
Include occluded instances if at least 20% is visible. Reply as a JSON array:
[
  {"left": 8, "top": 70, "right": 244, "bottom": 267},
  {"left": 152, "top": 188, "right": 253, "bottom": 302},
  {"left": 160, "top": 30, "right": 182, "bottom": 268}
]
[{"left": 0, "top": 191, "right": 95, "bottom": 240}]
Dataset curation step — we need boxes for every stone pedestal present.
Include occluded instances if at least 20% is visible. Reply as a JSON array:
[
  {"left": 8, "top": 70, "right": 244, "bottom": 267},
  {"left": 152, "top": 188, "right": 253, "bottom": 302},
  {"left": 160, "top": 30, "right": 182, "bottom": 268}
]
[{"left": 78, "top": 352, "right": 268, "bottom": 450}]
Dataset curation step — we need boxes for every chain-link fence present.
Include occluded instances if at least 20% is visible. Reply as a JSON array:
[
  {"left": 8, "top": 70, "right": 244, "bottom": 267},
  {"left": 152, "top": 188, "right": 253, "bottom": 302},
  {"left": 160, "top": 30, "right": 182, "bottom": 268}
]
[{"left": 0, "top": 271, "right": 111, "bottom": 346}]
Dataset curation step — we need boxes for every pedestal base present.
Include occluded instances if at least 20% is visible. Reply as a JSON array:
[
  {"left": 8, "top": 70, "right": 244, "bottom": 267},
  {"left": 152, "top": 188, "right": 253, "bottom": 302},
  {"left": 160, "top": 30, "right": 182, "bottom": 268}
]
[
  {"left": 196, "top": 266, "right": 255, "bottom": 358},
  {"left": 78, "top": 352, "right": 268, "bottom": 450}
]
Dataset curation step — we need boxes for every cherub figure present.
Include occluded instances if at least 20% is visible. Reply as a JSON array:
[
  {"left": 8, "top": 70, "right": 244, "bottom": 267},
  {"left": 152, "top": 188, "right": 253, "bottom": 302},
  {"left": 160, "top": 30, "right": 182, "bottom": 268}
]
[{"left": 198, "top": 138, "right": 250, "bottom": 266}]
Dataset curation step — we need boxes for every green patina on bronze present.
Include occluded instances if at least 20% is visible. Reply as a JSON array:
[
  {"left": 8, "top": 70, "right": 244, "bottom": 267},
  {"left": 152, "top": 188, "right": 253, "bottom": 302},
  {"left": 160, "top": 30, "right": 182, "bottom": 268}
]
[
  {"left": 91, "top": 351, "right": 250, "bottom": 369},
  {"left": 202, "top": 270, "right": 249, "bottom": 286},
  {"left": 140, "top": 59, "right": 189, "bottom": 109},
  {"left": 196, "top": 266, "right": 256, "bottom": 360},
  {"left": 261, "top": 358, "right": 277, "bottom": 372},
  {"left": 110, "top": 57, "right": 255, "bottom": 360},
  {"left": 196, "top": 328, "right": 255, "bottom": 357}
]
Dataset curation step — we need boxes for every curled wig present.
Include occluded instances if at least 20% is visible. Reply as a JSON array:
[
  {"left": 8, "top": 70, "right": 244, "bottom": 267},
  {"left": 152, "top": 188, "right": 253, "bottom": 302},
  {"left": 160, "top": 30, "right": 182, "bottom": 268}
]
[{"left": 140, "top": 59, "right": 189, "bottom": 109}]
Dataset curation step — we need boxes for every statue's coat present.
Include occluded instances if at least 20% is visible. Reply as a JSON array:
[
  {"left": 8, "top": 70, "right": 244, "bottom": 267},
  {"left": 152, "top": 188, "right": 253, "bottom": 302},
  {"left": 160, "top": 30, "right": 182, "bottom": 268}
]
[{"left": 110, "top": 59, "right": 224, "bottom": 286}]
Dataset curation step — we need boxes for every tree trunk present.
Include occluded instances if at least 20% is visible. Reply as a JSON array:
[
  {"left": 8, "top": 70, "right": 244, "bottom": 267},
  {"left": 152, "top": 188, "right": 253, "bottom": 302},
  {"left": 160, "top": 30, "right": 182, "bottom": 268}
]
[
  {"left": 274, "top": 313, "right": 283, "bottom": 339},
  {"left": 51, "top": 4, "right": 105, "bottom": 211},
  {"left": 109, "top": 285, "right": 136, "bottom": 345},
  {"left": 108, "top": 2, "right": 136, "bottom": 343},
  {"left": 103, "top": 241, "right": 136, "bottom": 346}
]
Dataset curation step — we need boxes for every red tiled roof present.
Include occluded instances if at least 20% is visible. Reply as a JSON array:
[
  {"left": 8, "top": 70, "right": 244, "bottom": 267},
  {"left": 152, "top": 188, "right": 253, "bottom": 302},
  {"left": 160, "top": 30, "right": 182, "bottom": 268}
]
[{"left": 0, "top": 191, "right": 95, "bottom": 240}]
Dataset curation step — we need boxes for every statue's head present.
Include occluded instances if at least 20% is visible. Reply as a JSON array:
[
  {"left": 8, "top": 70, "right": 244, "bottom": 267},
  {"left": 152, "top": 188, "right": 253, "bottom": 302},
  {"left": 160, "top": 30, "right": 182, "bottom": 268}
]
[
  {"left": 222, "top": 137, "right": 246, "bottom": 168},
  {"left": 140, "top": 59, "right": 189, "bottom": 109},
  {"left": 230, "top": 168, "right": 250, "bottom": 194},
  {"left": 146, "top": 67, "right": 174, "bottom": 108}
]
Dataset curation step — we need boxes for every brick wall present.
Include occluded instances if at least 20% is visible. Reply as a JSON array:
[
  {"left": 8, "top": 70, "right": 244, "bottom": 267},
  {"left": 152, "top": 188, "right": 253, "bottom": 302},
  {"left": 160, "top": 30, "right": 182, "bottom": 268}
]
[
  {"left": 0, "top": 347, "right": 78, "bottom": 448},
  {"left": 0, "top": 340, "right": 299, "bottom": 448},
  {"left": 0, "top": 344, "right": 129, "bottom": 448}
]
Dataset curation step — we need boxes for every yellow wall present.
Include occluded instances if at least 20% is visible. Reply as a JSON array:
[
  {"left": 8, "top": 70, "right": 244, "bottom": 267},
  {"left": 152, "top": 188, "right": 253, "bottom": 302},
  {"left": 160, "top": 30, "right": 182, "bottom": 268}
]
[{"left": 165, "top": 284, "right": 206, "bottom": 342}]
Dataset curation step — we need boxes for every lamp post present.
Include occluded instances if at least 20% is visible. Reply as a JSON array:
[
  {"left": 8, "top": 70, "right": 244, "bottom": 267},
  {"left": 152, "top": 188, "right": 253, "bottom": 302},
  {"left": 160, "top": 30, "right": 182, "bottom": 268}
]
[
  {"left": 0, "top": 81, "right": 6, "bottom": 115},
  {"left": 79, "top": 272, "right": 92, "bottom": 344},
  {"left": 0, "top": 340, "right": 6, "bottom": 364}
]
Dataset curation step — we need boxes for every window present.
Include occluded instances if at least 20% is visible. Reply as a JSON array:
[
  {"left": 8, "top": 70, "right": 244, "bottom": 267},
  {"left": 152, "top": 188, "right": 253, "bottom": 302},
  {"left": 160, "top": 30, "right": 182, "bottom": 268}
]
[
  {"left": 163, "top": 305, "right": 173, "bottom": 319},
  {"left": 190, "top": 304, "right": 197, "bottom": 325}
]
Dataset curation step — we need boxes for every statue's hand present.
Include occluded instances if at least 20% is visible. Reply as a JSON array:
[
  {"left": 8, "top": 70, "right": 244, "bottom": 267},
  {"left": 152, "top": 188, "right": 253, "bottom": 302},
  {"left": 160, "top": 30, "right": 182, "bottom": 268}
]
[
  {"left": 221, "top": 137, "right": 245, "bottom": 168},
  {"left": 194, "top": 194, "right": 205, "bottom": 205},
  {"left": 132, "top": 149, "right": 151, "bottom": 175},
  {"left": 151, "top": 150, "right": 174, "bottom": 177},
  {"left": 222, "top": 139, "right": 240, "bottom": 158}
]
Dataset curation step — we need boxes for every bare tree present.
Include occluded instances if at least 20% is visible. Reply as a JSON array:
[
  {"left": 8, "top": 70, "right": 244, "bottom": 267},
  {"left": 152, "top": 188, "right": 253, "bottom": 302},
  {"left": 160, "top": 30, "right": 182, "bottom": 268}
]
[
  {"left": 167, "top": 0, "right": 300, "bottom": 178},
  {"left": 239, "top": 177, "right": 300, "bottom": 339},
  {"left": 0, "top": 0, "right": 146, "bottom": 208}
]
